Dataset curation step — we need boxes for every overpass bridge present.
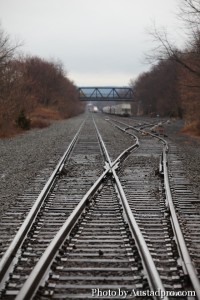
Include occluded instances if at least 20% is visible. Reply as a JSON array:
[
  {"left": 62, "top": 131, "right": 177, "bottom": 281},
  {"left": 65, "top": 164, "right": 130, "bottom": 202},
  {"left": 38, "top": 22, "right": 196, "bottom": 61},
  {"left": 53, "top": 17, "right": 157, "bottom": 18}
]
[{"left": 78, "top": 86, "right": 134, "bottom": 101}]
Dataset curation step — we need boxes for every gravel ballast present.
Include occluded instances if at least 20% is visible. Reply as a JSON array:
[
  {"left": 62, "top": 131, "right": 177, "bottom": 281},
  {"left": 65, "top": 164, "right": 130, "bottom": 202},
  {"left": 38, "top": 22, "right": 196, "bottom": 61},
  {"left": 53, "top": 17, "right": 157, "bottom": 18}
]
[
  {"left": 0, "top": 115, "right": 84, "bottom": 215},
  {"left": 165, "top": 119, "right": 200, "bottom": 197},
  {"left": 0, "top": 115, "right": 200, "bottom": 218}
]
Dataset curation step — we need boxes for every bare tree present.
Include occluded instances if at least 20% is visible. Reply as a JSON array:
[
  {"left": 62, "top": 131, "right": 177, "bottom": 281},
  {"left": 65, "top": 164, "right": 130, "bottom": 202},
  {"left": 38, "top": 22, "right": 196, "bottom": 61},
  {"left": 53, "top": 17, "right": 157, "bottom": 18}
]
[
  {"left": 0, "top": 23, "right": 85, "bottom": 136},
  {"left": 145, "top": 0, "right": 200, "bottom": 132},
  {"left": 147, "top": 27, "right": 200, "bottom": 82},
  {"left": 0, "top": 24, "right": 21, "bottom": 76},
  {"left": 146, "top": 1, "right": 200, "bottom": 79},
  {"left": 178, "top": 0, "right": 200, "bottom": 28}
]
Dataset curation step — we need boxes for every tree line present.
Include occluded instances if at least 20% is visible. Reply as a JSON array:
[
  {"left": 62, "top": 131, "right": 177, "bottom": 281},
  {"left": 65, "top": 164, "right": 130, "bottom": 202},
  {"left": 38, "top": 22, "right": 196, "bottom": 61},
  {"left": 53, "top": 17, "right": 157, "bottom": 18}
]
[
  {"left": 0, "top": 25, "right": 85, "bottom": 137},
  {"left": 130, "top": 0, "right": 200, "bottom": 135}
]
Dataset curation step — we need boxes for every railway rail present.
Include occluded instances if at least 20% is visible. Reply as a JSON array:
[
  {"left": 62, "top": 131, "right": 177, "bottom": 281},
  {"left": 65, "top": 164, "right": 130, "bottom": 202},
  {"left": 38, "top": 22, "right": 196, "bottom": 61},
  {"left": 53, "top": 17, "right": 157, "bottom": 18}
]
[
  {"left": 0, "top": 117, "right": 105, "bottom": 298},
  {"left": 12, "top": 117, "right": 167, "bottom": 300},
  {"left": 106, "top": 116, "right": 200, "bottom": 299},
  {"left": 0, "top": 114, "right": 199, "bottom": 299}
]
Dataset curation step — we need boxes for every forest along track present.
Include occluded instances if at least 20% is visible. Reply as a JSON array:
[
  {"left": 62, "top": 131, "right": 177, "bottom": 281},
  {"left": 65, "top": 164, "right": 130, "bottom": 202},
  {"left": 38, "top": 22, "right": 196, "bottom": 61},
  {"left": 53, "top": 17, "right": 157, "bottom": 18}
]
[
  {"left": 107, "top": 116, "right": 200, "bottom": 299},
  {"left": 0, "top": 116, "right": 106, "bottom": 298}
]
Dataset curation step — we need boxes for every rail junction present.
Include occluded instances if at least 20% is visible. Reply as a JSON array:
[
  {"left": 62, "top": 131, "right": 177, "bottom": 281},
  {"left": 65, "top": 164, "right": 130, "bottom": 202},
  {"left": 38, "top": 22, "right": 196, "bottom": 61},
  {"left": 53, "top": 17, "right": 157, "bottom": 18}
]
[{"left": 0, "top": 114, "right": 200, "bottom": 299}]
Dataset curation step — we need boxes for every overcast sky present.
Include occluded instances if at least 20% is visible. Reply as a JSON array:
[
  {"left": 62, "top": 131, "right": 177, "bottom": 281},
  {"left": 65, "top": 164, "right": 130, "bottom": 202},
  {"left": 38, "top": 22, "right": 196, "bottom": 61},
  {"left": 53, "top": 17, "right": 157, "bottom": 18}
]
[{"left": 1, "top": 0, "right": 183, "bottom": 86}]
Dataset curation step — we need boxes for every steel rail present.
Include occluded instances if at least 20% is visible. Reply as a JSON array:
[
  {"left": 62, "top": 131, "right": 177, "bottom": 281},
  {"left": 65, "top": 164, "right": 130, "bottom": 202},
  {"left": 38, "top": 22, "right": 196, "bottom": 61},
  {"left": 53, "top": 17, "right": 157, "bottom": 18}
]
[
  {"left": 15, "top": 168, "right": 109, "bottom": 300},
  {"left": 0, "top": 121, "right": 84, "bottom": 285},
  {"left": 162, "top": 146, "right": 200, "bottom": 300},
  {"left": 93, "top": 118, "right": 139, "bottom": 166},
  {"left": 106, "top": 118, "right": 139, "bottom": 144},
  {"left": 15, "top": 119, "right": 140, "bottom": 300},
  {"left": 133, "top": 125, "right": 200, "bottom": 299},
  {"left": 109, "top": 117, "right": 200, "bottom": 299},
  {"left": 94, "top": 119, "right": 168, "bottom": 300}
]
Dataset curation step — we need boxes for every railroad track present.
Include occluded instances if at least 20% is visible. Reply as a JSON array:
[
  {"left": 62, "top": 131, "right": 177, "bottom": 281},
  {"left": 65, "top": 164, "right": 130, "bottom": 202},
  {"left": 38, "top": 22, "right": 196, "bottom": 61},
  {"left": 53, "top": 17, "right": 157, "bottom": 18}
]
[
  {"left": 0, "top": 114, "right": 199, "bottom": 299},
  {"left": 167, "top": 147, "right": 200, "bottom": 277},
  {"left": 0, "top": 117, "right": 105, "bottom": 298},
  {"left": 106, "top": 116, "right": 200, "bottom": 299}
]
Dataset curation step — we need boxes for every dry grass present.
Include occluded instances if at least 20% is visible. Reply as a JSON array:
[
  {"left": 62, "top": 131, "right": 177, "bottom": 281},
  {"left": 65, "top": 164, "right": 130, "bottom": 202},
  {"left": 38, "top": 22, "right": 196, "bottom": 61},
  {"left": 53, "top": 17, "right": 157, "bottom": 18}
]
[
  {"left": 30, "top": 118, "right": 50, "bottom": 129},
  {"left": 182, "top": 121, "right": 200, "bottom": 137},
  {"left": 29, "top": 106, "right": 63, "bottom": 129},
  {"left": 30, "top": 107, "right": 62, "bottom": 121},
  {"left": 0, "top": 125, "right": 24, "bottom": 139},
  {"left": 0, "top": 106, "right": 63, "bottom": 138}
]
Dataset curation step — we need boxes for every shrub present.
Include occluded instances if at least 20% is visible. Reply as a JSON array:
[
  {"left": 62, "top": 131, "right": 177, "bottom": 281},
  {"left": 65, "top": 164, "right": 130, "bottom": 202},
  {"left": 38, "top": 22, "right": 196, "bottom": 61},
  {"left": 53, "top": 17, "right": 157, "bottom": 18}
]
[{"left": 16, "top": 110, "right": 31, "bottom": 130}]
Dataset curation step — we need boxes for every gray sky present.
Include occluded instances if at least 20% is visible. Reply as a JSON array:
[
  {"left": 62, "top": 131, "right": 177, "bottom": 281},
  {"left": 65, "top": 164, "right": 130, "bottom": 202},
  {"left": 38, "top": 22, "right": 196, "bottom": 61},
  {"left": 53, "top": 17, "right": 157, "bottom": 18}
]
[{"left": 1, "top": 0, "right": 183, "bottom": 86}]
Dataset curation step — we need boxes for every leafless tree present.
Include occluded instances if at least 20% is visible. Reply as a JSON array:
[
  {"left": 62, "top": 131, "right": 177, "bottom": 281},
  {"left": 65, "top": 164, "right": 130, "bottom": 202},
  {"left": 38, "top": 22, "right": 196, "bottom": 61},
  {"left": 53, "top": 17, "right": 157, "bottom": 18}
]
[
  {"left": 146, "top": 1, "right": 200, "bottom": 79},
  {"left": 143, "top": 0, "right": 200, "bottom": 132},
  {"left": 0, "top": 24, "right": 21, "bottom": 77}
]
